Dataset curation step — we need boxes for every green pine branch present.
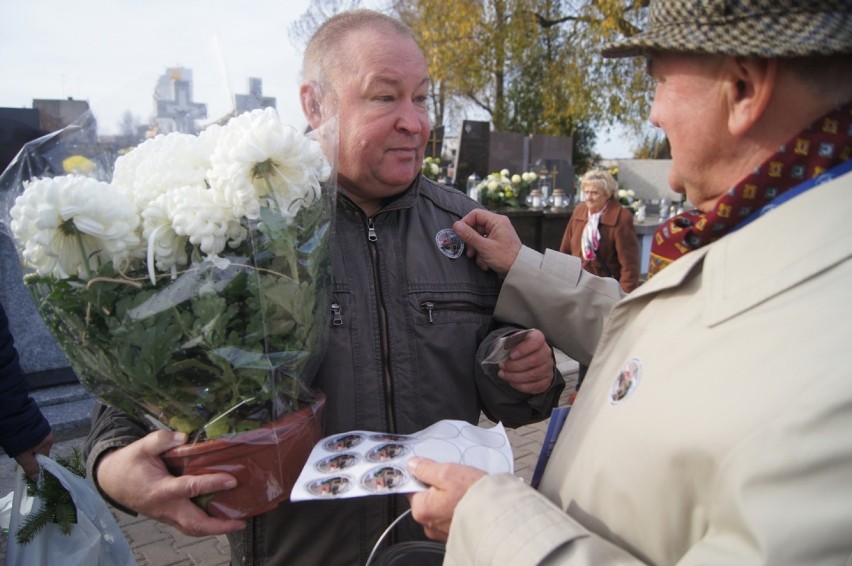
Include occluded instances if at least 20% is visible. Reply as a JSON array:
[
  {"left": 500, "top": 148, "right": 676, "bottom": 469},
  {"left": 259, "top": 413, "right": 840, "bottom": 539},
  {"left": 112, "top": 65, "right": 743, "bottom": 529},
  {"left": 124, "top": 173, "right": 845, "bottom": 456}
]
[{"left": 15, "top": 448, "right": 84, "bottom": 545}]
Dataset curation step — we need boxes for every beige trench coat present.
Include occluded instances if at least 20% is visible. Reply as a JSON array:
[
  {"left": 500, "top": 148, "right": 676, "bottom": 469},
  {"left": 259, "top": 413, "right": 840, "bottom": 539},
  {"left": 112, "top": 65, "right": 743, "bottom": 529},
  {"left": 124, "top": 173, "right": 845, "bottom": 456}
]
[{"left": 445, "top": 171, "right": 852, "bottom": 565}]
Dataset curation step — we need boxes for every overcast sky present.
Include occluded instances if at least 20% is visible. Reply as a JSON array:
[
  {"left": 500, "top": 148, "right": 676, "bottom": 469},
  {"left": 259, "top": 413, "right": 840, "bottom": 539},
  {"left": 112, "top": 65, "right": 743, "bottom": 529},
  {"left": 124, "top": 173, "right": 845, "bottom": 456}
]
[
  {"left": 0, "top": 0, "right": 314, "bottom": 134},
  {"left": 0, "top": 0, "right": 633, "bottom": 157}
]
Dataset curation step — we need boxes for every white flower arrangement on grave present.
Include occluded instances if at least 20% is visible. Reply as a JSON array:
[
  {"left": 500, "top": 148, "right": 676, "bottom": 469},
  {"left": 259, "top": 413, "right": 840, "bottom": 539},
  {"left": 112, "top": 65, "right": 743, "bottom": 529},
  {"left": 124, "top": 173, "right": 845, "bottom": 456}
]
[
  {"left": 476, "top": 168, "right": 538, "bottom": 209},
  {"left": 617, "top": 188, "right": 640, "bottom": 215},
  {"left": 2, "top": 108, "right": 336, "bottom": 444},
  {"left": 421, "top": 156, "right": 441, "bottom": 180}
]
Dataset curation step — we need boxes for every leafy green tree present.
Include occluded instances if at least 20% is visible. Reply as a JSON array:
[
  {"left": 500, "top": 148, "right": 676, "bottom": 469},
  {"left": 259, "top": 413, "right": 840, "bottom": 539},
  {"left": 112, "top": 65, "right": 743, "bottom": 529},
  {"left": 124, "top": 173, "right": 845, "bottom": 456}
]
[
  {"left": 288, "top": 0, "right": 364, "bottom": 49},
  {"left": 289, "top": 0, "right": 654, "bottom": 157},
  {"left": 389, "top": 0, "right": 652, "bottom": 155}
]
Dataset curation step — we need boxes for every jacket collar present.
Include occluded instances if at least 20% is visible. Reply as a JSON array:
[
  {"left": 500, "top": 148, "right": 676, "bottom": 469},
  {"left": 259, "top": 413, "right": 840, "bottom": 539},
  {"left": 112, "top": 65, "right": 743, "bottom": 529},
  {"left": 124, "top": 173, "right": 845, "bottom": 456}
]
[
  {"left": 337, "top": 175, "right": 420, "bottom": 216},
  {"left": 702, "top": 170, "right": 852, "bottom": 326},
  {"left": 577, "top": 199, "right": 625, "bottom": 226}
]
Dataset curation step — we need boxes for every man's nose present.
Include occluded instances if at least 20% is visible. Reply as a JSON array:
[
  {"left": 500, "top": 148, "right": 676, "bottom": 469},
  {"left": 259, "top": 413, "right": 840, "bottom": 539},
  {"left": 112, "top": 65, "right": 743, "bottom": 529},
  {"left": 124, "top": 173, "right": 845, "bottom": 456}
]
[{"left": 396, "top": 101, "right": 424, "bottom": 134}]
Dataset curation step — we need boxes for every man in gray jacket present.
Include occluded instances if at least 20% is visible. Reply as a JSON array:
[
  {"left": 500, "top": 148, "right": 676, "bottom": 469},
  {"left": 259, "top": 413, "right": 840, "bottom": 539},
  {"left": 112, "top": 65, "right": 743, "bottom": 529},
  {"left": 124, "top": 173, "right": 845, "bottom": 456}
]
[
  {"left": 86, "top": 9, "right": 564, "bottom": 565},
  {"left": 408, "top": 1, "right": 852, "bottom": 564}
]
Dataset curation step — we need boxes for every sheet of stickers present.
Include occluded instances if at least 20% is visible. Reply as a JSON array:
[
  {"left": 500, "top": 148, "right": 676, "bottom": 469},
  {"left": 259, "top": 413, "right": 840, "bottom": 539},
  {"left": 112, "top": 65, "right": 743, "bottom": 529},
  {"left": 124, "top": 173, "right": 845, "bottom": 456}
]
[{"left": 290, "top": 419, "right": 513, "bottom": 501}]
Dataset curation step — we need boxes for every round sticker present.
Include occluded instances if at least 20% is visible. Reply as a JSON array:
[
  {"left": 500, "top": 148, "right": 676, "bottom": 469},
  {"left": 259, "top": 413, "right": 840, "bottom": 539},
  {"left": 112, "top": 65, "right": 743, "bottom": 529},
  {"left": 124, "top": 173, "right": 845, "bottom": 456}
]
[
  {"left": 361, "top": 465, "right": 408, "bottom": 493},
  {"left": 315, "top": 453, "right": 360, "bottom": 473},
  {"left": 323, "top": 433, "right": 364, "bottom": 452},
  {"left": 435, "top": 229, "right": 464, "bottom": 259},
  {"left": 609, "top": 357, "right": 642, "bottom": 405},
  {"left": 307, "top": 475, "right": 353, "bottom": 497},
  {"left": 366, "top": 443, "right": 409, "bottom": 463}
]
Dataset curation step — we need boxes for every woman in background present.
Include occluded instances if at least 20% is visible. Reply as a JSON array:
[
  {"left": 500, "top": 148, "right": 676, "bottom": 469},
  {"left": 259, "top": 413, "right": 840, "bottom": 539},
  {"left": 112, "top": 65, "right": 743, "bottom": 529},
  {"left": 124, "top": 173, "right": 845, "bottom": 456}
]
[{"left": 560, "top": 169, "right": 640, "bottom": 293}]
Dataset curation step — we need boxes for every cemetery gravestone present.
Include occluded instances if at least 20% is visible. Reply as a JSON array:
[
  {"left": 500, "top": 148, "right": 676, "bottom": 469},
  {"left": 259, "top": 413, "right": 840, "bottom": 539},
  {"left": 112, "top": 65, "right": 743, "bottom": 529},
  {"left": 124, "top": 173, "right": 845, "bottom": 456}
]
[
  {"left": 453, "top": 120, "right": 490, "bottom": 193},
  {"left": 426, "top": 125, "right": 444, "bottom": 160},
  {"left": 0, "top": 232, "right": 75, "bottom": 389},
  {"left": 488, "top": 131, "right": 527, "bottom": 176}
]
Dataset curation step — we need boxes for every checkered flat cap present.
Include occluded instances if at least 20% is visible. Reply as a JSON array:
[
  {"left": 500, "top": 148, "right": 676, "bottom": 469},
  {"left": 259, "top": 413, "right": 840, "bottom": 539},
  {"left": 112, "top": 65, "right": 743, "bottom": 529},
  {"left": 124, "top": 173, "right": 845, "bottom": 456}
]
[{"left": 601, "top": 0, "right": 852, "bottom": 58}]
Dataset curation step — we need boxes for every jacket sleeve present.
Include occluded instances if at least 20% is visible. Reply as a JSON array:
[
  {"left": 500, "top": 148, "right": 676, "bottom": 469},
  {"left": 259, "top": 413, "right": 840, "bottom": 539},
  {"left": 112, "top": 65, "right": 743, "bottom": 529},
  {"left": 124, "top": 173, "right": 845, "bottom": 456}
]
[
  {"left": 613, "top": 210, "right": 641, "bottom": 293},
  {"left": 84, "top": 400, "right": 150, "bottom": 514},
  {"left": 444, "top": 474, "right": 647, "bottom": 566},
  {"left": 474, "top": 326, "right": 565, "bottom": 428},
  {"left": 0, "top": 304, "right": 51, "bottom": 457},
  {"left": 494, "top": 247, "right": 623, "bottom": 366}
]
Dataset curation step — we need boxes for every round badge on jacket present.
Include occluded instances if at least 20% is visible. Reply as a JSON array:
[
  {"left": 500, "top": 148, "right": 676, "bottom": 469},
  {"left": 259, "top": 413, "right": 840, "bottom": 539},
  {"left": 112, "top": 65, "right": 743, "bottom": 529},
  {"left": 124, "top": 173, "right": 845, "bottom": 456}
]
[
  {"left": 609, "top": 357, "right": 641, "bottom": 405},
  {"left": 435, "top": 229, "right": 464, "bottom": 259}
]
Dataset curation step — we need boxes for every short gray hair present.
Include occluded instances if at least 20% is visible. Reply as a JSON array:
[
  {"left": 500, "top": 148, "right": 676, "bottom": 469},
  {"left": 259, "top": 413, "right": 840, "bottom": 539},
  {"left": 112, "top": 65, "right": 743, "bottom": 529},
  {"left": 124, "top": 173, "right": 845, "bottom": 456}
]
[
  {"left": 303, "top": 9, "right": 415, "bottom": 88},
  {"left": 581, "top": 170, "right": 618, "bottom": 199}
]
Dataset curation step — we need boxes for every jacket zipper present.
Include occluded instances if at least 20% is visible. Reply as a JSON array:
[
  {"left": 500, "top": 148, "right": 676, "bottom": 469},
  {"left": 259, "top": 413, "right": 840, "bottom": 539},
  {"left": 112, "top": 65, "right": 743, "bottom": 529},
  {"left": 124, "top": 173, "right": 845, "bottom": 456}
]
[
  {"left": 366, "top": 215, "right": 400, "bottom": 548},
  {"left": 330, "top": 302, "right": 343, "bottom": 326},
  {"left": 420, "top": 300, "right": 494, "bottom": 323},
  {"left": 366, "top": 217, "right": 396, "bottom": 434}
]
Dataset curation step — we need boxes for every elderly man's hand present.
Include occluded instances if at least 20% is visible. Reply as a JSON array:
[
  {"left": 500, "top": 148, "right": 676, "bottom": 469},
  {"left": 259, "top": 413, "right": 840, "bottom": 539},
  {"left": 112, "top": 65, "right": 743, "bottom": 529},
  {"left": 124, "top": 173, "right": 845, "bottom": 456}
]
[
  {"left": 407, "top": 457, "right": 486, "bottom": 542},
  {"left": 14, "top": 432, "right": 54, "bottom": 482},
  {"left": 96, "top": 431, "right": 246, "bottom": 537},
  {"left": 498, "top": 329, "right": 555, "bottom": 394},
  {"left": 453, "top": 209, "right": 522, "bottom": 277}
]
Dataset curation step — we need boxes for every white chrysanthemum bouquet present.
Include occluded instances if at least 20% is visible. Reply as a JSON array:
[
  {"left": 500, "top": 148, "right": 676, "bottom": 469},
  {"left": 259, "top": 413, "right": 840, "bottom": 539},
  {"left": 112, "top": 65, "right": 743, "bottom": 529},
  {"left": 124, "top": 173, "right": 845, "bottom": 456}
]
[
  {"left": 1, "top": 108, "right": 337, "bottom": 518},
  {"left": 1, "top": 108, "right": 334, "bottom": 442}
]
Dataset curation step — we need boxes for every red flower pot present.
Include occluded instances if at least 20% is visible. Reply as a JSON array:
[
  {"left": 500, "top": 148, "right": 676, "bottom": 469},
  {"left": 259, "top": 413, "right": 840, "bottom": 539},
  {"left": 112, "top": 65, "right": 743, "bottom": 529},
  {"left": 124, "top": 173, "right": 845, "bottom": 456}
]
[{"left": 162, "top": 393, "right": 326, "bottom": 519}]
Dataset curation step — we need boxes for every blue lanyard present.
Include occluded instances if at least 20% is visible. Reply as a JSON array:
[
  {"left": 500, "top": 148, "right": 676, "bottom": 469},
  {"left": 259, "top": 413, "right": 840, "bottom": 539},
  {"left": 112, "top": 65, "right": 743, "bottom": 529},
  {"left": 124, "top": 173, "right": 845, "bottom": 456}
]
[{"left": 735, "top": 159, "right": 852, "bottom": 232}]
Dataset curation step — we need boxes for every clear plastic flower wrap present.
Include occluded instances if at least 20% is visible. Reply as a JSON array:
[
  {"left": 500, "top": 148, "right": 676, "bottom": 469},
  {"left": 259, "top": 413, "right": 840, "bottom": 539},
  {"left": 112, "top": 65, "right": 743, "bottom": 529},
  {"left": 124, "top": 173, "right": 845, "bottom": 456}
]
[{"left": 0, "top": 107, "right": 338, "bottom": 518}]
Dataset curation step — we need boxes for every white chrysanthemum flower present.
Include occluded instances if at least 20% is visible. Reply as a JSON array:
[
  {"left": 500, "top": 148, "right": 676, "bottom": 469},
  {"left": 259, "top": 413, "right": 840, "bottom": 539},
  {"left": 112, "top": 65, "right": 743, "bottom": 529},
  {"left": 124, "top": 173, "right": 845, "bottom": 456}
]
[
  {"left": 208, "top": 107, "right": 330, "bottom": 221},
  {"left": 511, "top": 174, "right": 521, "bottom": 184},
  {"left": 140, "top": 191, "right": 190, "bottom": 277},
  {"left": 169, "top": 185, "right": 246, "bottom": 256},
  {"left": 10, "top": 175, "right": 141, "bottom": 279},
  {"left": 112, "top": 132, "right": 212, "bottom": 211},
  {"left": 140, "top": 184, "right": 247, "bottom": 284}
]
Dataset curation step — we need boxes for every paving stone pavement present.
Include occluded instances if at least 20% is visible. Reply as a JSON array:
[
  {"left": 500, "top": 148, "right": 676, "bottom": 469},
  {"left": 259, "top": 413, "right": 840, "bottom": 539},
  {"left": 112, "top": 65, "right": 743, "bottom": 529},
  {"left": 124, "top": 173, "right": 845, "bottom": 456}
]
[{"left": 1, "top": 358, "right": 576, "bottom": 565}]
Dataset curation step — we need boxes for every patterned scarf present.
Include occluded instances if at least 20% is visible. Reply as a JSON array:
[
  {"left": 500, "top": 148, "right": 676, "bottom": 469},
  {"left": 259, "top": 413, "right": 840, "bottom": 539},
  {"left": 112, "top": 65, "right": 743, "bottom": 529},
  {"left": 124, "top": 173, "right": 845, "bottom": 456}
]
[
  {"left": 581, "top": 203, "right": 607, "bottom": 261},
  {"left": 648, "top": 102, "right": 852, "bottom": 277}
]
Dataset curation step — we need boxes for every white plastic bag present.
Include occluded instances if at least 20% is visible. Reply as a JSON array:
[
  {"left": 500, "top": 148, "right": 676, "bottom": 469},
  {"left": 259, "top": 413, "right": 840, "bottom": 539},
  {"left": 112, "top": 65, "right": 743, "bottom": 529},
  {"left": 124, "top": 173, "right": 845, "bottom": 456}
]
[{"left": 5, "top": 454, "right": 135, "bottom": 566}]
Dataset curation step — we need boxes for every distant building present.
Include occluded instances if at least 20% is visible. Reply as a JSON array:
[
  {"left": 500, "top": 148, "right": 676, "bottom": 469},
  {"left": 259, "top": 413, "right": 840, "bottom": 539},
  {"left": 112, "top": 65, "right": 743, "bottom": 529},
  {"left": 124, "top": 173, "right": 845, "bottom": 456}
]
[
  {"left": 0, "top": 98, "right": 95, "bottom": 174},
  {"left": 154, "top": 67, "right": 207, "bottom": 134},
  {"left": 32, "top": 98, "right": 92, "bottom": 136},
  {"left": 234, "top": 78, "right": 276, "bottom": 114}
]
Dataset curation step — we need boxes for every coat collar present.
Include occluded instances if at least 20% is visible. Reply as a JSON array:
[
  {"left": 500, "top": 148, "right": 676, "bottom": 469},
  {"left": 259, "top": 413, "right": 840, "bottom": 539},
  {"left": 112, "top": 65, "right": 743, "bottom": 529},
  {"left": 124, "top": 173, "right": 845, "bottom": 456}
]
[
  {"left": 576, "top": 199, "right": 625, "bottom": 226},
  {"left": 702, "top": 170, "right": 852, "bottom": 326}
]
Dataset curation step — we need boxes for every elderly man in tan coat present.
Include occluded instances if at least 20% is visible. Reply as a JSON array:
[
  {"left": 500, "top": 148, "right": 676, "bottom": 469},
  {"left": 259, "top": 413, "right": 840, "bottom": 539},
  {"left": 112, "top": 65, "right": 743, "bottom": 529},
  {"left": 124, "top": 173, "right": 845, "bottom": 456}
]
[{"left": 406, "top": 1, "right": 852, "bottom": 564}]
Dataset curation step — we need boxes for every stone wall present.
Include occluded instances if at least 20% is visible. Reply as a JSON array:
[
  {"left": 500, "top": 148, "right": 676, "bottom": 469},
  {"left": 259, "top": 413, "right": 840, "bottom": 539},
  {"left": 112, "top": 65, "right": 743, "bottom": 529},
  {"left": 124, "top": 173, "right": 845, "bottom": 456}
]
[{"left": 616, "top": 159, "right": 682, "bottom": 203}]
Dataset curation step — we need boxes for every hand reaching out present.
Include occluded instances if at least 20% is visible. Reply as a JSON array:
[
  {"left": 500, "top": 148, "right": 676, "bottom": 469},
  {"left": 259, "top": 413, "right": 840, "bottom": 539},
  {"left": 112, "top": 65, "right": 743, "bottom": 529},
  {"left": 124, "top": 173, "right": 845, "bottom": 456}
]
[{"left": 453, "top": 209, "right": 522, "bottom": 277}]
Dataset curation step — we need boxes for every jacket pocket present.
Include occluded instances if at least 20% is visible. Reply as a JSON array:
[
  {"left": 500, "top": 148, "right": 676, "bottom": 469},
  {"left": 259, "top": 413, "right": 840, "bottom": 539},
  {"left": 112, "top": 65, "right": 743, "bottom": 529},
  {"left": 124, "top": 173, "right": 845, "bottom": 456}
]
[{"left": 419, "top": 299, "right": 494, "bottom": 324}]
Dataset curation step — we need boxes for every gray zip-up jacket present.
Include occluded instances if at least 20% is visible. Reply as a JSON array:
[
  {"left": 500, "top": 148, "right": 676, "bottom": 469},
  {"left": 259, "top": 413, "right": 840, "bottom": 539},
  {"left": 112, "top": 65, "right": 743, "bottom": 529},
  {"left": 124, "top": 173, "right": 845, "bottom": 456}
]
[{"left": 86, "top": 175, "right": 564, "bottom": 565}]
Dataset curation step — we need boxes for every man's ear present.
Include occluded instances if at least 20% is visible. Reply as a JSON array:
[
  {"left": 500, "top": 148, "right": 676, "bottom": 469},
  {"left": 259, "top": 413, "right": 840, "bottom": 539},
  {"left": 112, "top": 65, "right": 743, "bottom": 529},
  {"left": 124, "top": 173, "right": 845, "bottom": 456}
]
[
  {"left": 300, "top": 82, "right": 323, "bottom": 129},
  {"left": 725, "top": 57, "right": 777, "bottom": 137}
]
